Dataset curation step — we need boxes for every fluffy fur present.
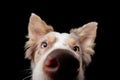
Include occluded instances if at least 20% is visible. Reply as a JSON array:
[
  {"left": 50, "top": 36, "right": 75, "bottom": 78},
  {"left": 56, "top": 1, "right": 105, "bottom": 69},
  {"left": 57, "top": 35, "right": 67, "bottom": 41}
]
[{"left": 25, "top": 13, "right": 97, "bottom": 80}]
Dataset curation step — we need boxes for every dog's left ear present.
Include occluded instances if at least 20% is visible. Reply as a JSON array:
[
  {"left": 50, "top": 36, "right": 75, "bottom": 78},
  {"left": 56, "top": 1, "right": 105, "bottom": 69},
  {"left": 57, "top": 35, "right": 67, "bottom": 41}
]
[{"left": 70, "top": 22, "right": 98, "bottom": 65}]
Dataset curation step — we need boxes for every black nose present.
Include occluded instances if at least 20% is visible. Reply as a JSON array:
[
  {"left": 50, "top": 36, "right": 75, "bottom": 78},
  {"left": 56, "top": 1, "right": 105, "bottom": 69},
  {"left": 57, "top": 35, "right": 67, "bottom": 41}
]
[{"left": 43, "top": 49, "right": 80, "bottom": 80}]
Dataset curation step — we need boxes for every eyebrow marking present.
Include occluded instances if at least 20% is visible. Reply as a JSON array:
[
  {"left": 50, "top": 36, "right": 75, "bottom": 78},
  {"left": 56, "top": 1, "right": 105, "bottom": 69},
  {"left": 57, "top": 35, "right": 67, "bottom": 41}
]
[
  {"left": 46, "top": 34, "right": 56, "bottom": 43},
  {"left": 67, "top": 36, "right": 76, "bottom": 47}
]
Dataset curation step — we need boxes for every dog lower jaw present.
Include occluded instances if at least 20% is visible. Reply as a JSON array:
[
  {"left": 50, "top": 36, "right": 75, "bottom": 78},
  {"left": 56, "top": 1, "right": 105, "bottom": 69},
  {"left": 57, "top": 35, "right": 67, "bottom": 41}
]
[
  {"left": 31, "top": 56, "right": 84, "bottom": 80},
  {"left": 32, "top": 76, "right": 83, "bottom": 80},
  {"left": 32, "top": 71, "right": 84, "bottom": 80}
]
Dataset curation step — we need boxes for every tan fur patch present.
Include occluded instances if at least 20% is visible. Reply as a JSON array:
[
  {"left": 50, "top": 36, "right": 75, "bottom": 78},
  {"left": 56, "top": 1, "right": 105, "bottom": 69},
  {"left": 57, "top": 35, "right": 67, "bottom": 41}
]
[
  {"left": 46, "top": 34, "right": 56, "bottom": 44},
  {"left": 33, "top": 48, "right": 42, "bottom": 65},
  {"left": 28, "top": 14, "right": 53, "bottom": 41},
  {"left": 67, "top": 36, "right": 76, "bottom": 48},
  {"left": 33, "top": 34, "right": 56, "bottom": 64}
]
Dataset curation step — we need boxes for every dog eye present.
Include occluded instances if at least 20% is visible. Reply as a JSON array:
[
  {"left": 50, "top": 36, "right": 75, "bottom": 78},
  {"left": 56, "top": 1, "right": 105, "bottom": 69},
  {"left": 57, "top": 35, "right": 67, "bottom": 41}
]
[
  {"left": 41, "top": 42, "right": 48, "bottom": 48},
  {"left": 73, "top": 46, "right": 79, "bottom": 52}
]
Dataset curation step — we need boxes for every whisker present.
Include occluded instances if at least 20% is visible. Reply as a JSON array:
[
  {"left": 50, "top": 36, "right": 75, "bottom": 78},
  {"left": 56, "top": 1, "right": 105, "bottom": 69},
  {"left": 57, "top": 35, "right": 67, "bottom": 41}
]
[
  {"left": 22, "top": 75, "right": 32, "bottom": 80},
  {"left": 19, "top": 68, "right": 32, "bottom": 80},
  {"left": 20, "top": 68, "right": 32, "bottom": 74},
  {"left": 22, "top": 68, "right": 32, "bottom": 72}
]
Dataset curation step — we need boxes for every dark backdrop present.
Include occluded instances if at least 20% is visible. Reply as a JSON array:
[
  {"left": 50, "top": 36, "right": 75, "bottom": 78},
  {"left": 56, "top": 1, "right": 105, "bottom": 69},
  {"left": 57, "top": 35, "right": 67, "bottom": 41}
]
[{"left": 1, "top": 1, "right": 118, "bottom": 80}]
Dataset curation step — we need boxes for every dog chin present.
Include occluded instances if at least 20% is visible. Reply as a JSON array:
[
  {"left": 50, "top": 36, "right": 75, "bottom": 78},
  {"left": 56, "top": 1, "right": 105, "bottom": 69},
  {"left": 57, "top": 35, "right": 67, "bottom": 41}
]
[
  {"left": 33, "top": 74, "right": 83, "bottom": 80},
  {"left": 32, "top": 67, "right": 84, "bottom": 80}
]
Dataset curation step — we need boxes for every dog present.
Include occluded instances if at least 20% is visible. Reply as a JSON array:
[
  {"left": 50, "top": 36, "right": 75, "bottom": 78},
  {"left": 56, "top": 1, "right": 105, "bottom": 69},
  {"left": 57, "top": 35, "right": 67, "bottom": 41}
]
[{"left": 25, "top": 13, "right": 97, "bottom": 80}]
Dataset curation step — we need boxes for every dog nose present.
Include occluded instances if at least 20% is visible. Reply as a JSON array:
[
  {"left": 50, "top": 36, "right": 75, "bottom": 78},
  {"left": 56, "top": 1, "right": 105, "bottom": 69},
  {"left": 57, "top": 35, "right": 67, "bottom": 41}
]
[
  {"left": 44, "top": 56, "right": 59, "bottom": 71},
  {"left": 43, "top": 49, "right": 80, "bottom": 80}
]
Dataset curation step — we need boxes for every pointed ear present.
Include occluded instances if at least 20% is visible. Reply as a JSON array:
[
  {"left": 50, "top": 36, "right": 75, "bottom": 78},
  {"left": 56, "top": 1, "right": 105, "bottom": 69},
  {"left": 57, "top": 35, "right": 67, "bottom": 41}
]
[
  {"left": 25, "top": 13, "right": 53, "bottom": 59},
  {"left": 28, "top": 13, "right": 53, "bottom": 41},
  {"left": 70, "top": 22, "right": 98, "bottom": 65}
]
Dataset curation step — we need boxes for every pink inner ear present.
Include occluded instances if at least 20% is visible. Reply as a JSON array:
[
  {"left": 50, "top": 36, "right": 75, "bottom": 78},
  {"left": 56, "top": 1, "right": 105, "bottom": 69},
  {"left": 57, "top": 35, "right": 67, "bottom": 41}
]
[
  {"left": 28, "top": 14, "right": 54, "bottom": 42},
  {"left": 33, "top": 29, "right": 41, "bottom": 41},
  {"left": 81, "top": 37, "right": 91, "bottom": 49}
]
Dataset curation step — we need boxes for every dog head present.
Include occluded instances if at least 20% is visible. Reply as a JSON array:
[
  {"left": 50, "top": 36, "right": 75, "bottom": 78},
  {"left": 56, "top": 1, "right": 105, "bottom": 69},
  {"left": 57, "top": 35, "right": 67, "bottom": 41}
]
[{"left": 25, "top": 13, "right": 97, "bottom": 80}]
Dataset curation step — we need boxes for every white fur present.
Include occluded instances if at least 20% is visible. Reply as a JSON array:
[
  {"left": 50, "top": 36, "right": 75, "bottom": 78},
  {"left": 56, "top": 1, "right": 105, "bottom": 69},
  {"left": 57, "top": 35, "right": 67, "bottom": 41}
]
[{"left": 32, "top": 32, "right": 84, "bottom": 80}]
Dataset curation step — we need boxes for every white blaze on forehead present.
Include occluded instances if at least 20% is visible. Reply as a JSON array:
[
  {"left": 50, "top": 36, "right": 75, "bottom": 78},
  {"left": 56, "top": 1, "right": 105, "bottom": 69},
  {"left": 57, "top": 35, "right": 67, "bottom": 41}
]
[
  {"left": 50, "top": 32, "right": 69, "bottom": 40},
  {"left": 48, "top": 32, "right": 77, "bottom": 49}
]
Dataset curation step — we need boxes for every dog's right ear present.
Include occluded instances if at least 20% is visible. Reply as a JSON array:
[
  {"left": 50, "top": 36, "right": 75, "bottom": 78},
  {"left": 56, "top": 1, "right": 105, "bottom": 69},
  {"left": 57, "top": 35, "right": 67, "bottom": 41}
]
[
  {"left": 70, "top": 22, "right": 97, "bottom": 65},
  {"left": 25, "top": 13, "right": 53, "bottom": 59}
]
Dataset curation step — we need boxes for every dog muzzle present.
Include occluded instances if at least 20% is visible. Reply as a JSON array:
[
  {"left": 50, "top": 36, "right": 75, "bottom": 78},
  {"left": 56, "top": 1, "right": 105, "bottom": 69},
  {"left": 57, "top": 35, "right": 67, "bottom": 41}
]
[{"left": 43, "top": 49, "right": 80, "bottom": 80}]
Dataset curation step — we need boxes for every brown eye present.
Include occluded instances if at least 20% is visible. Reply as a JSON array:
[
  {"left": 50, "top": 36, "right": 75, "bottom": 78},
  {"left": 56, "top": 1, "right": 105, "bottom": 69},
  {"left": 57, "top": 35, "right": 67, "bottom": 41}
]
[
  {"left": 73, "top": 46, "right": 79, "bottom": 52},
  {"left": 41, "top": 42, "right": 48, "bottom": 48}
]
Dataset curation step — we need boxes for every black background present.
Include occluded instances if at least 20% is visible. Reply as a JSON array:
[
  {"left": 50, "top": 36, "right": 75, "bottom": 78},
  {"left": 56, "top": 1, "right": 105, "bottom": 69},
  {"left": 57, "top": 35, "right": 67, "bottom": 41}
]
[{"left": 1, "top": 1, "right": 119, "bottom": 80}]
